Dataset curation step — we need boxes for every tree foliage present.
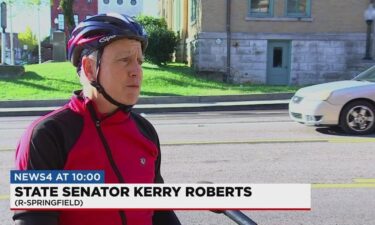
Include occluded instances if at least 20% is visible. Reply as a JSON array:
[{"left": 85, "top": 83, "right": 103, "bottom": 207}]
[
  {"left": 136, "top": 15, "right": 168, "bottom": 30},
  {"left": 25, "top": 0, "right": 53, "bottom": 8},
  {"left": 18, "top": 26, "right": 38, "bottom": 52},
  {"left": 59, "top": 0, "right": 75, "bottom": 34},
  {"left": 136, "top": 16, "right": 177, "bottom": 66}
]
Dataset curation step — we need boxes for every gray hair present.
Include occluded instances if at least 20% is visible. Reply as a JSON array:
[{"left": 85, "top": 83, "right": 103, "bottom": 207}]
[{"left": 79, "top": 50, "right": 99, "bottom": 98}]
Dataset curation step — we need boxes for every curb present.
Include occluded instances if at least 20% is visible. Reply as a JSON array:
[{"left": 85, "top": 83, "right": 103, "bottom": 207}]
[
  {"left": 133, "top": 102, "right": 289, "bottom": 113},
  {"left": 0, "top": 93, "right": 294, "bottom": 107},
  {"left": 0, "top": 103, "right": 289, "bottom": 117},
  {"left": 0, "top": 93, "right": 293, "bottom": 116}
]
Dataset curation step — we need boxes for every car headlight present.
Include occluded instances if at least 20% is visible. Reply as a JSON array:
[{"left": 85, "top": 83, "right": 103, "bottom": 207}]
[
  {"left": 304, "top": 91, "right": 332, "bottom": 101},
  {"left": 291, "top": 96, "right": 303, "bottom": 103}
]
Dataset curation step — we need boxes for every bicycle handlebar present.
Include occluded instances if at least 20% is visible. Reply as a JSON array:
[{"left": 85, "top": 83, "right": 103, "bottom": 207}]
[{"left": 223, "top": 210, "right": 258, "bottom": 225}]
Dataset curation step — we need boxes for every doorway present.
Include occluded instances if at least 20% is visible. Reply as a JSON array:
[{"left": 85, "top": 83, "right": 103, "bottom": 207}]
[{"left": 267, "top": 41, "right": 291, "bottom": 85}]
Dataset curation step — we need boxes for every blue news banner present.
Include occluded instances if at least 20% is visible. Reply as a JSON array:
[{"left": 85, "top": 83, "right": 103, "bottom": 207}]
[
  {"left": 10, "top": 170, "right": 104, "bottom": 209},
  {"left": 11, "top": 170, "right": 104, "bottom": 184}
]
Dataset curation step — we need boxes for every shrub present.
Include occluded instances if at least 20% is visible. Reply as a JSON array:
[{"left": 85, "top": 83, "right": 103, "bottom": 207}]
[
  {"left": 136, "top": 15, "right": 168, "bottom": 29},
  {"left": 146, "top": 27, "right": 178, "bottom": 65},
  {"left": 136, "top": 16, "right": 177, "bottom": 65}
]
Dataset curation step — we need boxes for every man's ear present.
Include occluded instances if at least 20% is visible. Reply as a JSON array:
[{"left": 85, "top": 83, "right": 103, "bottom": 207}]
[{"left": 81, "top": 56, "right": 96, "bottom": 81}]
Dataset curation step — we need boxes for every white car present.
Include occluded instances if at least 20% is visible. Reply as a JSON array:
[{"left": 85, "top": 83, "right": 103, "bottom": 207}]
[{"left": 289, "top": 66, "right": 375, "bottom": 135}]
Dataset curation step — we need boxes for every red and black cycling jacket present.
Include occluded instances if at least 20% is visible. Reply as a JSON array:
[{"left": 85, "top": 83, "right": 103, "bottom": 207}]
[{"left": 13, "top": 91, "right": 180, "bottom": 225}]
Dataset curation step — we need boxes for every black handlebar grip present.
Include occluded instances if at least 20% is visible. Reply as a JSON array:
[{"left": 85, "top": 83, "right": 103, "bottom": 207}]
[{"left": 223, "top": 210, "right": 258, "bottom": 225}]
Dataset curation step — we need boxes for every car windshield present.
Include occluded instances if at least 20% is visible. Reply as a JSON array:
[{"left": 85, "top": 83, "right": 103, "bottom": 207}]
[{"left": 353, "top": 66, "right": 375, "bottom": 82}]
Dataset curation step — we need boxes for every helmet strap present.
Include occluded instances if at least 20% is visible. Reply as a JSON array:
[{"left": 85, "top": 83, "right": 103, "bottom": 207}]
[{"left": 89, "top": 48, "right": 133, "bottom": 112}]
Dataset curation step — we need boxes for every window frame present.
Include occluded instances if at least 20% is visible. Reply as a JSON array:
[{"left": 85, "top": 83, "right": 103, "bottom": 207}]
[
  {"left": 174, "top": 0, "right": 181, "bottom": 32},
  {"left": 130, "top": 0, "right": 137, "bottom": 6},
  {"left": 57, "top": 14, "right": 64, "bottom": 30},
  {"left": 74, "top": 15, "right": 79, "bottom": 26},
  {"left": 248, "top": 0, "right": 274, "bottom": 17},
  {"left": 285, "top": 0, "right": 311, "bottom": 18},
  {"left": 190, "top": 0, "right": 197, "bottom": 23}
]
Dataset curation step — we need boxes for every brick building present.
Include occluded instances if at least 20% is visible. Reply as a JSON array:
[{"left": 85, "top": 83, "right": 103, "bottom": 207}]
[
  {"left": 50, "top": 0, "right": 98, "bottom": 32},
  {"left": 50, "top": 0, "right": 143, "bottom": 33},
  {"left": 161, "top": 0, "right": 374, "bottom": 85}
]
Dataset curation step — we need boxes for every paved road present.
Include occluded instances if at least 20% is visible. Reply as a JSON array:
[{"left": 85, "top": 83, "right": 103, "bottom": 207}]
[{"left": 1, "top": 111, "right": 375, "bottom": 225}]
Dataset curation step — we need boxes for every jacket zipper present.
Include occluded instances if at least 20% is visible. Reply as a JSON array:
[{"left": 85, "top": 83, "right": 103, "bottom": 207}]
[{"left": 88, "top": 103, "right": 127, "bottom": 225}]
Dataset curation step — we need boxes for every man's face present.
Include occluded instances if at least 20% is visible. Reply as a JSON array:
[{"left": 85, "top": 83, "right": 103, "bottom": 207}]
[{"left": 99, "top": 38, "right": 144, "bottom": 106}]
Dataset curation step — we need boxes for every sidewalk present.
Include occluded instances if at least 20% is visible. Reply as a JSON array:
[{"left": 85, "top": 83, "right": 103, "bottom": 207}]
[{"left": 0, "top": 93, "right": 293, "bottom": 116}]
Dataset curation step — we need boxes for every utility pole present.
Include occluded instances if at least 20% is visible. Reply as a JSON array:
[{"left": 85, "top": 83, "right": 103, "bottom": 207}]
[
  {"left": 37, "top": 2, "right": 41, "bottom": 64},
  {"left": 225, "top": 0, "right": 231, "bottom": 83},
  {"left": 9, "top": 0, "right": 13, "bottom": 65},
  {"left": 1, "top": 1, "right": 6, "bottom": 65},
  {"left": 24, "top": 0, "right": 44, "bottom": 64},
  {"left": 364, "top": 2, "right": 375, "bottom": 60}
]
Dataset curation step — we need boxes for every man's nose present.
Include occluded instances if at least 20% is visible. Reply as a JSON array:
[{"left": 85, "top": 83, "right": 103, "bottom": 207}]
[{"left": 129, "top": 61, "right": 142, "bottom": 77}]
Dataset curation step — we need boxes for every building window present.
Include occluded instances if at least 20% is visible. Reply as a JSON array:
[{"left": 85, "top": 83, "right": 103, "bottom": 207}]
[
  {"left": 117, "top": 0, "right": 123, "bottom": 5},
  {"left": 273, "top": 47, "right": 283, "bottom": 68},
  {"left": 174, "top": 0, "right": 181, "bottom": 31},
  {"left": 74, "top": 15, "right": 79, "bottom": 26},
  {"left": 130, "top": 0, "right": 137, "bottom": 6},
  {"left": 58, "top": 14, "right": 64, "bottom": 30},
  {"left": 285, "top": 0, "right": 311, "bottom": 17},
  {"left": 103, "top": 0, "right": 109, "bottom": 4},
  {"left": 249, "top": 0, "right": 274, "bottom": 17},
  {"left": 190, "top": 0, "right": 197, "bottom": 22}
]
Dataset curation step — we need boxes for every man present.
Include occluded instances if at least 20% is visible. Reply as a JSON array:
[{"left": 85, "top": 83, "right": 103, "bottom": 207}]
[{"left": 13, "top": 13, "right": 181, "bottom": 225}]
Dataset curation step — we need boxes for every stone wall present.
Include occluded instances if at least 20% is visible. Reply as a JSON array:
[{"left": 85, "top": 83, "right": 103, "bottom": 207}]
[
  {"left": 191, "top": 32, "right": 368, "bottom": 85},
  {"left": 290, "top": 38, "right": 366, "bottom": 85},
  {"left": 231, "top": 40, "right": 267, "bottom": 84},
  {"left": 0, "top": 65, "right": 25, "bottom": 78}
]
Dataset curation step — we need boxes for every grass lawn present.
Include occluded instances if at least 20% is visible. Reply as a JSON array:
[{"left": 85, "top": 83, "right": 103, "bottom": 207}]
[{"left": 0, "top": 62, "right": 299, "bottom": 100}]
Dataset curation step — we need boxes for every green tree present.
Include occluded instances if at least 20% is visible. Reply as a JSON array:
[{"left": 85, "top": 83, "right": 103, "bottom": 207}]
[
  {"left": 59, "top": 0, "right": 75, "bottom": 34},
  {"left": 27, "top": 0, "right": 74, "bottom": 36},
  {"left": 136, "top": 15, "right": 168, "bottom": 30},
  {"left": 18, "top": 26, "right": 38, "bottom": 53},
  {"left": 24, "top": 0, "right": 53, "bottom": 63},
  {"left": 27, "top": 0, "right": 52, "bottom": 5},
  {"left": 136, "top": 16, "right": 177, "bottom": 66},
  {"left": 25, "top": 0, "right": 53, "bottom": 10}
]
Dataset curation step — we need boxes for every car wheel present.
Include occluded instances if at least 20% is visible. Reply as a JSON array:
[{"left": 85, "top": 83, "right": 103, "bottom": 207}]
[{"left": 339, "top": 100, "right": 375, "bottom": 135}]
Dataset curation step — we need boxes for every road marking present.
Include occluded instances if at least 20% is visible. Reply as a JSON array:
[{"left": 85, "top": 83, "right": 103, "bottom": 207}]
[
  {"left": 0, "top": 195, "right": 9, "bottom": 200},
  {"left": 312, "top": 183, "right": 375, "bottom": 188},
  {"left": 330, "top": 138, "right": 375, "bottom": 143},
  {"left": 162, "top": 137, "right": 375, "bottom": 146},
  {"left": 3, "top": 138, "right": 375, "bottom": 149},
  {"left": 353, "top": 178, "right": 375, "bottom": 183},
  {"left": 312, "top": 178, "right": 375, "bottom": 189},
  {"left": 162, "top": 139, "right": 327, "bottom": 146}
]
